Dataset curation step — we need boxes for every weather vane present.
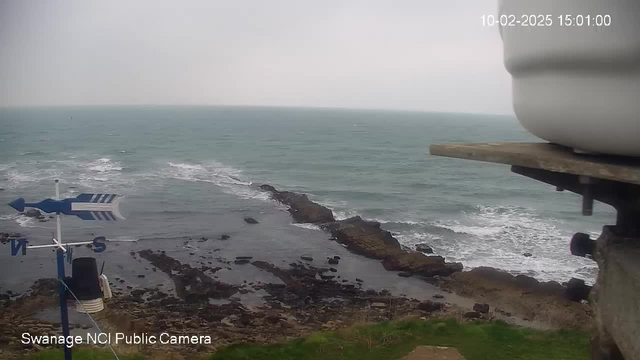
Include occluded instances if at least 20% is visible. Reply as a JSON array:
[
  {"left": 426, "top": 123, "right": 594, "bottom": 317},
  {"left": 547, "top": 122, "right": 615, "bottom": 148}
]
[{"left": 7, "top": 180, "right": 124, "bottom": 360}]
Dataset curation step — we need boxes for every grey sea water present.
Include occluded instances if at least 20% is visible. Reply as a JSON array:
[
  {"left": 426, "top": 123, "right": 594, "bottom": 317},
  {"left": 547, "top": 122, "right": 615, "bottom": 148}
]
[{"left": 0, "top": 106, "right": 612, "bottom": 284}]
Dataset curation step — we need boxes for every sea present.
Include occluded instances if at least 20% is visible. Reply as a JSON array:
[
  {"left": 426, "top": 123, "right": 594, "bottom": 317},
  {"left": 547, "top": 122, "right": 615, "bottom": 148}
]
[{"left": 0, "top": 106, "right": 612, "bottom": 286}]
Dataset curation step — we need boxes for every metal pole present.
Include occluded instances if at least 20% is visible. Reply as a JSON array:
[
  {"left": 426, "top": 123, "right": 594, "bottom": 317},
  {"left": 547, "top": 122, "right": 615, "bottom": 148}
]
[
  {"left": 55, "top": 180, "right": 62, "bottom": 245},
  {"left": 55, "top": 180, "right": 72, "bottom": 360},
  {"left": 57, "top": 249, "right": 72, "bottom": 360}
]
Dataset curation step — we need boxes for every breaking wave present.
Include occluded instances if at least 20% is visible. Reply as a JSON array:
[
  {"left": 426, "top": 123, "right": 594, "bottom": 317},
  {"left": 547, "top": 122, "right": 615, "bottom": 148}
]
[{"left": 158, "top": 161, "right": 269, "bottom": 201}]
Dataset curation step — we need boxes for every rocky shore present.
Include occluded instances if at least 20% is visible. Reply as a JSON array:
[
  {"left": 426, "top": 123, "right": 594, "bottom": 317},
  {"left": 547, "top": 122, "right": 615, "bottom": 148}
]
[
  {"left": 258, "top": 184, "right": 593, "bottom": 329},
  {"left": 261, "top": 184, "right": 463, "bottom": 278},
  {"left": 0, "top": 184, "right": 595, "bottom": 358},
  {"left": 0, "top": 251, "right": 465, "bottom": 359}
]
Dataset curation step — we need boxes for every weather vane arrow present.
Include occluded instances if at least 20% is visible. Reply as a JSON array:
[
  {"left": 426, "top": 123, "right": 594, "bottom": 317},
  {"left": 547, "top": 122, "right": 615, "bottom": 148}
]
[{"left": 9, "top": 193, "right": 125, "bottom": 221}]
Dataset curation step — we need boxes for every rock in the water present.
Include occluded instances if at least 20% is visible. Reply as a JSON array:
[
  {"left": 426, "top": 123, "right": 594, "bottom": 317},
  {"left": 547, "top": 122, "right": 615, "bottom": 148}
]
[
  {"left": 260, "top": 184, "right": 335, "bottom": 224},
  {"left": 24, "top": 209, "right": 43, "bottom": 218},
  {"left": 220, "top": 234, "right": 231, "bottom": 240},
  {"left": 415, "top": 244, "right": 434, "bottom": 254},
  {"left": 398, "top": 272, "right": 413, "bottom": 278},
  {"left": 523, "top": 252, "right": 533, "bottom": 257},
  {"left": 234, "top": 259, "right": 251, "bottom": 265},
  {"left": 418, "top": 300, "right": 443, "bottom": 312},
  {"left": 432, "top": 294, "right": 444, "bottom": 299},
  {"left": 300, "top": 256, "right": 313, "bottom": 261},
  {"left": 329, "top": 267, "right": 337, "bottom": 272},
  {"left": 381, "top": 252, "right": 462, "bottom": 277},
  {"left": 473, "top": 303, "right": 490, "bottom": 314},
  {"left": 236, "top": 256, "right": 253, "bottom": 260},
  {"left": 328, "top": 258, "right": 339, "bottom": 265},
  {"left": 321, "top": 216, "right": 403, "bottom": 259},
  {"left": 566, "top": 278, "right": 592, "bottom": 302},
  {"left": 244, "top": 217, "right": 259, "bottom": 224}
]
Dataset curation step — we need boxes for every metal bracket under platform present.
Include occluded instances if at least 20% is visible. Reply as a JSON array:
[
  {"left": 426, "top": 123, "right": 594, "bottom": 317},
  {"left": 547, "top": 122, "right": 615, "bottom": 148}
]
[{"left": 430, "top": 142, "right": 640, "bottom": 360}]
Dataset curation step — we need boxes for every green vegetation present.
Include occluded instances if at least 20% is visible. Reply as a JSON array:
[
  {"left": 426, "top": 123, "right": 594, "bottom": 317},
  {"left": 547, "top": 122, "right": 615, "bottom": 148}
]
[
  {"left": 22, "top": 319, "right": 589, "bottom": 360},
  {"left": 210, "top": 319, "right": 589, "bottom": 360}
]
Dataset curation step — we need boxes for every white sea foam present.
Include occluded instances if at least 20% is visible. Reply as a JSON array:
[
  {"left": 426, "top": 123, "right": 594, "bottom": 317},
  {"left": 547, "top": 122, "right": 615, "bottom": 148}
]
[
  {"left": 291, "top": 223, "right": 322, "bottom": 231},
  {"left": 0, "top": 214, "right": 20, "bottom": 221},
  {"left": 370, "top": 218, "right": 423, "bottom": 226},
  {"left": 161, "top": 160, "right": 270, "bottom": 201},
  {"left": 3, "top": 168, "right": 64, "bottom": 189},
  {"left": 0, "top": 156, "right": 129, "bottom": 191},
  {"left": 442, "top": 224, "right": 502, "bottom": 237},
  {"left": 394, "top": 204, "right": 598, "bottom": 284},
  {"left": 107, "top": 236, "right": 139, "bottom": 242},
  {"left": 15, "top": 216, "right": 35, "bottom": 227},
  {"left": 88, "top": 158, "right": 123, "bottom": 172}
]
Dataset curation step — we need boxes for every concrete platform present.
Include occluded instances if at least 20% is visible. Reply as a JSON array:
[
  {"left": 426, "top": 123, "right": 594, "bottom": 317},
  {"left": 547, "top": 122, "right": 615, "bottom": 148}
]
[
  {"left": 429, "top": 142, "right": 640, "bottom": 185},
  {"left": 398, "top": 346, "right": 466, "bottom": 360}
]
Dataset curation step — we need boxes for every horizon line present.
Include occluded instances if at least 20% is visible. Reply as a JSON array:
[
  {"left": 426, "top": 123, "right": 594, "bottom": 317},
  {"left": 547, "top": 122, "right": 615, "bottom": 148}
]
[{"left": 0, "top": 103, "right": 516, "bottom": 117}]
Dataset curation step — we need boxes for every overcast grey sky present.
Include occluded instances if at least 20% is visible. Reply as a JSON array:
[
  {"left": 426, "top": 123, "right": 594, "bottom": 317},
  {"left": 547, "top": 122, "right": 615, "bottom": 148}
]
[{"left": 0, "top": 0, "right": 512, "bottom": 114}]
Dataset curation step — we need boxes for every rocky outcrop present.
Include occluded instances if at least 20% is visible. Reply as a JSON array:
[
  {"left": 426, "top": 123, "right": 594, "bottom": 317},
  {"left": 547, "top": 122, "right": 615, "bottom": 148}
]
[
  {"left": 440, "top": 267, "right": 593, "bottom": 329},
  {"left": 323, "top": 217, "right": 462, "bottom": 277},
  {"left": 260, "top": 184, "right": 335, "bottom": 224},
  {"left": 321, "top": 216, "right": 403, "bottom": 259},
  {"left": 381, "top": 252, "right": 463, "bottom": 277},
  {"left": 260, "top": 185, "right": 462, "bottom": 278}
]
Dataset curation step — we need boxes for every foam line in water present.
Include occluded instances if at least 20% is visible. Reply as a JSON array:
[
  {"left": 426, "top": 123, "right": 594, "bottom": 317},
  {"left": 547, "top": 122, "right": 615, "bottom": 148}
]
[
  {"left": 161, "top": 160, "right": 270, "bottom": 201},
  {"left": 291, "top": 223, "right": 322, "bottom": 231},
  {"left": 392, "top": 204, "right": 598, "bottom": 284}
]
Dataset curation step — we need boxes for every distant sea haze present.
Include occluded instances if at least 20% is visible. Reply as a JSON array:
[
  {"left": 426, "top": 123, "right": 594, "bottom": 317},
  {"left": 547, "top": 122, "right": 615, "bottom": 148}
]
[{"left": 0, "top": 106, "right": 613, "bottom": 284}]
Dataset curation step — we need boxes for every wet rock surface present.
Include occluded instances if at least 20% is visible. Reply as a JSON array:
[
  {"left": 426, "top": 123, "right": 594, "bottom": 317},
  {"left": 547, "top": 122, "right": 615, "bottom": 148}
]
[
  {"left": 416, "top": 244, "right": 434, "bottom": 254},
  {"left": 382, "top": 252, "right": 463, "bottom": 277},
  {"left": 322, "top": 216, "right": 403, "bottom": 259},
  {"left": 260, "top": 184, "right": 335, "bottom": 224},
  {"left": 260, "top": 185, "right": 463, "bottom": 279},
  {"left": 138, "top": 250, "right": 237, "bottom": 303}
]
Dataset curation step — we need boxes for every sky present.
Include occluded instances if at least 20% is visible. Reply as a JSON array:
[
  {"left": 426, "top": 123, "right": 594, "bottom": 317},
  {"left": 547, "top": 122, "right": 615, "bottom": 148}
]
[{"left": 0, "top": 0, "right": 513, "bottom": 114}]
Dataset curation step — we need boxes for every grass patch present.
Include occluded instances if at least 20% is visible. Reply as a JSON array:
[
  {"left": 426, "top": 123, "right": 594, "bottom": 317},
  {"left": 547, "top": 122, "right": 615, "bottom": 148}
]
[
  {"left": 22, "top": 319, "right": 590, "bottom": 360},
  {"left": 209, "top": 319, "right": 589, "bottom": 360}
]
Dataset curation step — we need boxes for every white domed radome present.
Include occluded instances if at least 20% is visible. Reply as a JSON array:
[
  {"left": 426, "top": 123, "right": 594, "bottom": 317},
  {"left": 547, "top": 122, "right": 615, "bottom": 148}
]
[{"left": 499, "top": 0, "right": 640, "bottom": 157}]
